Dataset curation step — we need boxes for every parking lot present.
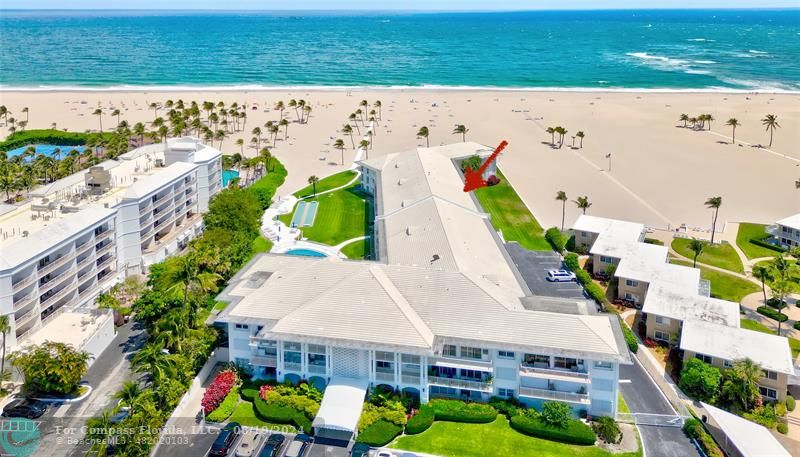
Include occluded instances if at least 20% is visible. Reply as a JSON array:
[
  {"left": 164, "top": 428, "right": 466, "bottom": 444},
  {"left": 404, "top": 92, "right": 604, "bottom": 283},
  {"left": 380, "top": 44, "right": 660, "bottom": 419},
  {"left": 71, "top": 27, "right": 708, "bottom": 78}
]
[{"left": 505, "top": 243, "right": 586, "bottom": 299}]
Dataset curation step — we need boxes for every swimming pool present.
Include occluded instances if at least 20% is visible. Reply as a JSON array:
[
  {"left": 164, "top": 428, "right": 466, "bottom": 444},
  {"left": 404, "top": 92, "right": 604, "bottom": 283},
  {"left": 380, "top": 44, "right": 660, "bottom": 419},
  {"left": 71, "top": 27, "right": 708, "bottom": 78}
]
[
  {"left": 7, "top": 144, "right": 86, "bottom": 159},
  {"left": 284, "top": 248, "right": 328, "bottom": 258},
  {"left": 222, "top": 169, "right": 240, "bottom": 188}
]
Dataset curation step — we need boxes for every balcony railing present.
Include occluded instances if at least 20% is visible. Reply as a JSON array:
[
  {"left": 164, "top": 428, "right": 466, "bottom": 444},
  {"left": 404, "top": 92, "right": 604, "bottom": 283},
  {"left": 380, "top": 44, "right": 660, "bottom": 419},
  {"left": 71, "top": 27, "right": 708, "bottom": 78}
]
[
  {"left": 400, "top": 374, "right": 421, "bottom": 385},
  {"left": 38, "top": 250, "right": 76, "bottom": 276},
  {"left": 428, "top": 376, "right": 493, "bottom": 392},
  {"left": 77, "top": 266, "right": 96, "bottom": 283},
  {"left": 13, "top": 290, "right": 38, "bottom": 311},
  {"left": 140, "top": 224, "right": 155, "bottom": 238},
  {"left": 94, "top": 230, "right": 114, "bottom": 245},
  {"left": 152, "top": 192, "right": 174, "bottom": 209},
  {"left": 40, "top": 279, "right": 77, "bottom": 308},
  {"left": 518, "top": 386, "right": 590, "bottom": 405},
  {"left": 308, "top": 364, "right": 326, "bottom": 375},
  {"left": 15, "top": 308, "right": 36, "bottom": 325},
  {"left": 95, "top": 242, "right": 115, "bottom": 258},
  {"left": 96, "top": 256, "right": 115, "bottom": 271},
  {"left": 153, "top": 201, "right": 175, "bottom": 218},
  {"left": 519, "top": 364, "right": 590, "bottom": 382},
  {"left": 38, "top": 266, "right": 77, "bottom": 295},
  {"left": 375, "top": 371, "right": 395, "bottom": 383},
  {"left": 11, "top": 274, "right": 38, "bottom": 293},
  {"left": 154, "top": 213, "right": 177, "bottom": 231},
  {"left": 283, "top": 362, "right": 302, "bottom": 373},
  {"left": 77, "top": 253, "right": 96, "bottom": 268},
  {"left": 251, "top": 356, "right": 278, "bottom": 367},
  {"left": 76, "top": 238, "right": 96, "bottom": 257},
  {"left": 78, "top": 281, "right": 100, "bottom": 299}
]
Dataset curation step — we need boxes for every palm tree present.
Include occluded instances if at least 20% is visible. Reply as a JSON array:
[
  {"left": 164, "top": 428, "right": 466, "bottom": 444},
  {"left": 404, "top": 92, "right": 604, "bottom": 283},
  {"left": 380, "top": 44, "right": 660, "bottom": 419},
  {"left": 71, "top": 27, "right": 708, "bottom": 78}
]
[
  {"left": 726, "top": 118, "right": 740, "bottom": 144},
  {"left": 334, "top": 139, "right": 346, "bottom": 165},
  {"left": 360, "top": 99, "right": 369, "bottom": 116},
  {"left": 113, "top": 380, "right": 142, "bottom": 412},
  {"left": 374, "top": 100, "right": 382, "bottom": 119},
  {"left": 688, "top": 238, "right": 705, "bottom": 267},
  {"left": 289, "top": 99, "right": 298, "bottom": 119},
  {"left": 269, "top": 125, "right": 279, "bottom": 147},
  {"left": 697, "top": 114, "right": 707, "bottom": 129},
  {"left": 752, "top": 263, "right": 770, "bottom": 306},
  {"left": 259, "top": 148, "right": 272, "bottom": 173},
  {"left": 558, "top": 127, "right": 568, "bottom": 148},
  {"left": 235, "top": 138, "right": 244, "bottom": 155},
  {"left": 761, "top": 114, "right": 780, "bottom": 147},
  {"left": 546, "top": 127, "right": 555, "bottom": 146},
  {"left": 417, "top": 126, "right": 430, "bottom": 147},
  {"left": 0, "top": 314, "right": 9, "bottom": 393},
  {"left": 679, "top": 113, "right": 689, "bottom": 127},
  {"left": 275, "top": 101, "right": 285, "bottom": 120},
  {"left": 348, "top": 113, "right": 359, "bottom": 132},
  {"left": 252, "top": 127, "right": 262, "bottom": 148},
  {"left": 302, "top": 105, "right": 312, "bottom": 124},
  {"left": 342, "top": 124, "right": 355, "bottom": 148},
  {"left": 279, "top": 118, "right": 289, "bottom": 140},
  {"left": 721, "top": 358, "right": 762, "bottom": 411},
  {"left": 21, "top": 107, "right": 29, "bottom": 123},
  {"left": 555, "top": 191, "right": 568, "bottom": 231},
  {"left": 214, "top": 129, "right": 226, "bottom": 150},
  {"left": 112, "top": 108, "right": 121, "bottom": 126},
  {"left": 132, "top": 342, "right": 175, "bottom": 385},
  {"left": 133, "top": 122, "right": 146, "bottom": 145},
  {"left": 704, "top": 196, "right": 722, "bottom": 244},
  {"left": 359, "top": 139, "right": 370, "bottom": 159},
  {"left": 574, "top": 195, "right": 592, "bottom": 215},
  {"left": 705, "top": 114, "right": 714, "bottom": 130},
  {"left": 149, "top": 102, "right": 159, "bottom": 117},
  {"left": 93, "top": 108, "right": 103, "bottom": 132},
  {"left": 162, "top": 254, "right": 221, "bottom": 311},
  {"left": 308, "top": 175, "right": 320, "bottom": 197},
  {"left": 452, "top": 124, "right": 469, "bottom": 142},
  {"left": 576, "top": 131, "right": 585, "bottom": 148},
  {"left": 689, "top": 117, "right": 698, "bottom": 129}
]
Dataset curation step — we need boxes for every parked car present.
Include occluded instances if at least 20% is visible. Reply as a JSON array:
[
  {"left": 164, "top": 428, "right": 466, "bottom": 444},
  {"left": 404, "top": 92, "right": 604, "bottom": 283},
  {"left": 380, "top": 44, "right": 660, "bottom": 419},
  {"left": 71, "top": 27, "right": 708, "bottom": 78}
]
[
  {"left": 284, "top": 434, "right": 311, "bottom": 457},
  {"left": 258, "top": 434, "right": 286, "bottom": 457},
  {"left": 235, "top": 431, "right": 262, "bottom": 457},
  {"left": 350, "top": 443, "right": 370, "bottom": 457},
  {"left": 546, "top": 269, "right": 577, "bottom": 282},
  {"left": 1, "top": 399, "right": 47, "bottom": 419},
  {"left": 208, "top": 422, "right": 241, "bottom": 457},
  {"left": 400, "top": 453, "right": 418, "bottom": 457},
  {"left": 376, "top": 451, "right": 394, "bottom": 457}
]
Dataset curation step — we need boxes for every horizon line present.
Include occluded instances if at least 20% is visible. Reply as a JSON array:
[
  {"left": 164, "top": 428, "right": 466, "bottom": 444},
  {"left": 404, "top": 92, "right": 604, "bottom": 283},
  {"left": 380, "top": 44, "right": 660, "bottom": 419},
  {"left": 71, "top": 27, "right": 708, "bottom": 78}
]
[{"left": 2, "top": 6, "right": 799, "bottom": 12}]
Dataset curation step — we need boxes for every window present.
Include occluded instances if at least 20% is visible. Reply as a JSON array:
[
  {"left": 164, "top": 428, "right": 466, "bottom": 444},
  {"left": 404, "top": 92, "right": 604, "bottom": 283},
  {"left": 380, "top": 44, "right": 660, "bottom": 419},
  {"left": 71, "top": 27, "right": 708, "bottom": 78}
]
[
  {"left": 308, "top": 353, "right": 326, "bottom": 367},
  {"left": 375, "top": 351, "right": 394, "bottom": 362},
  {"left": 257, "top": 325, "right": 264, "bottom": 333},
  {"left": 498, "top": 351, "right": 515, "bottom": 359},
  {"left": 654, "top": 316, "right": 669, "bottom": 325},
  {"left": 723, "top": 360, "right": 733, "bottom": 368},
  {"left": 234, "top": 323, "right": 249, "bottom": 331},
  {"left": 654, "top": 331, "right": 670, "bottom": 342},
  {"left": 763, "top": 370, "right": 778, "bottom": 380},
  {"left": 498, "top": 388, "right": 515, "bottom": 398},
  {"left": 600, "top": 256, "right": 614, "bottom": 263},
  {"left": 759, "top": 386, "right": 778, "bottom": 399},
  {"left": 553, "top": 357, "right": 582, "bottom": 370},
  {"left": 307, "top": 344, "right": 326, "bottom": 355},
  {"left": 695, "top": 353, "right": 712, "bottom": 364},
  {"left": 594, "top": 361, "right": 613, "bottom": 370},
  {"left": 376, "top": 361, "right": 393, "bottom": 371},
  {"left": 625, "top": 279, "right": 639, "bottom": 287},
  {"left": 283, "top": 342, "right": 301, "bottom": 351},
  {"left": 442, "top": 344, "right": 457, "bottom": 357},
  {"left": 460, "top": 346, "right": 483, "bottom": 360},
  {"left": 524, "top": 354, "right": 550, "bottom": 367}
]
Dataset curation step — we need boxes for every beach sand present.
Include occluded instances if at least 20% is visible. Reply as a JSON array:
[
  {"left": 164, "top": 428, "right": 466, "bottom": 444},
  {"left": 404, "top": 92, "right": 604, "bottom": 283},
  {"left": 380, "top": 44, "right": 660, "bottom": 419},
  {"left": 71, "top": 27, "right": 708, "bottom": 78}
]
[{"left": 1, "top": 89, "right": 798, "bottom": 231}]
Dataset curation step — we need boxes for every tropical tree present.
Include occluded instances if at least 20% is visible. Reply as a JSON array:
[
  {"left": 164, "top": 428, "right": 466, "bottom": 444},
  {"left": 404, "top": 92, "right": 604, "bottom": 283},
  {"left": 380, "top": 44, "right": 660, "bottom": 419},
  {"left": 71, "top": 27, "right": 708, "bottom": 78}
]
[
  {"left": 93, "top": 108, "right": 104, "bottom": 132},
  {"left": 452, "top": 124, "right": 469, "bottom": 142},
  {"left": 768, "top": 253, "right": 800, "bottom": 335},
  {"left": 555, "top": 191, "right": 568, "bottom": 231},
  {"left": 705, "top": 196, "right": 722, "bottom": 244},
  {"left": 705, "top": 114, "right": 714, "bottom": 130},
  {"left": 576, "top": 131, "right": 585, "bottom": 148},
  {"left": 679, "top": 113, "right": 689, "bottom": 127},
  {"left": 161, "top": 254, "right": 221, "bottom": 313},
  {"left": 359, "top": 139, "right": 370, "bottom": 159},
  {"left": 259, "top": 148, "right": 272, "bottom": 173},
  {"left": 308, "top": 175, "right": 320, "bottom": 197},
  {"left": 131, "top": 342, "right": 175, "bottom": 385},
  {"left": 726, "top": 118, "right": 740, "bottom": 144},
  {"left": 721, "top": 358, "right": 762, "bottom": 411},
  {"left": 275, "top": 100, "right": 285, "bottom": 120},
  {"left": 251, "top": 127, "right": 262, "bottom": 148},
  {"left": 574, "top": 195, "right": 591, "bottom": 215},
  {"left": 302, "top": 105, "right": 312, "bottom": 124},
  {"left": 761, "top": 114, "right": 780, "bottom": 147},
  {"left": 342, "top": 124, "right": 355, "bottom": 148},
  {"left": 374, "top": 100, "right": 382, "bottom": 119},
  {"left": 113, "top": 380, "right": 143, "bottom": 412},
  {"left": 289, "top": 99, "right": 299, "bottom": 119},
  {"left": 751, "top": 263, "right": 771, "bottom": 306},
  {"left": 235, "top": 138, "right": 244, "bottom": 155},
  {"left": 679, "top": 358, "right": 722, "bottom": 403},
  {"left": 546, "top": 127, "right": 555, "bottom": 146},
  {"left": 417, "top": 126, "right": 430, "bottom": 147},
  {"left": 9, "top": 341, "right": 89, "bottom": 395},
  {"left": 112, "top": 108, "right": 121, "bottom": 126},
  {"left": 22, "top": 107, "right": 29, "bottom": 122},
  {"left": 279, "top": 118, "right": 289, "bottom": 139},
  {"left": 334, "top": 139, "right": 346, "bottom": 165},
  {"left": 688, "top": 238, "right": 705, "bottom": 267},
  {"left": 0, "top": 314, "right": 9, "bottom": 393}
]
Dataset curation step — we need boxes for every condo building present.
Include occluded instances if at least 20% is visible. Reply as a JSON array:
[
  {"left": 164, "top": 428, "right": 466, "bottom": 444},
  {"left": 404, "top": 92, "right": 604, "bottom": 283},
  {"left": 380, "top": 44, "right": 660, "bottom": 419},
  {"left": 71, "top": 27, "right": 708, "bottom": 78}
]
[
  {"left": 771, "top": 213, "right": 800, "bottom": 250},
  {"left": 0, "top": 137, "right": 222, "bottom": 348},
  {"left": 215, "top": 142, "right": 632, "bottom": 438}
]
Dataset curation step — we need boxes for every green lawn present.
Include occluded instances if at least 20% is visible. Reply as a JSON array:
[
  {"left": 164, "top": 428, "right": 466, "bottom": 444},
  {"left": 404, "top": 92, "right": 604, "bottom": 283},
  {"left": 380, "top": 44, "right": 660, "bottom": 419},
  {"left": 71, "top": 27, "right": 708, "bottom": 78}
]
[
  {"left": 280, "top": 183, "right": 372, "bottom": 246},
  {"left": 228, "top": 401, "right": 297, "bottom": 431},
  {"left": 251, "top": 236, "right": 272, "bottom": 255},
  {"left": 741, "top": 319, "right": 800, "bottom": 358},
  {"left": 670, "top": 259, "right": 759, "bottom": 302},
  {"left": 736, "top": 223, "right": 782, "bottom": 260},
  {"left": 340, "top": 239, "right": 369, "bottom": 260},
  {"left": 392, "top": 416, "right": 640, "bottom": 457},
  {"left": 618, "top": 393, "right": 630, "bottom": 414},
  {"left": 294, "top": 170, "right": 358, "bottom": 199},
  {"left": 473, "top": 170, "right": 549, "bottom": 251},
  {"left": 671, "top": 238, "right": 743, "bottom": 273}
]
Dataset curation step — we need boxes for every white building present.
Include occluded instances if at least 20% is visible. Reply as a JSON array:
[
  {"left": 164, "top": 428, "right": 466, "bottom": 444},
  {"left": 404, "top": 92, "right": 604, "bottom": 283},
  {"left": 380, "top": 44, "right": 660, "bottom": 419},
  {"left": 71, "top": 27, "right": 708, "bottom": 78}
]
[
  {"left": 771, "top": 213, "right": 800, "bottom": 250},
  {"left": 215, "top": 143, "right": 631, "bottom": 433},
  {"left": 0, "top": 137, "right": 222, "bottom": 348}
]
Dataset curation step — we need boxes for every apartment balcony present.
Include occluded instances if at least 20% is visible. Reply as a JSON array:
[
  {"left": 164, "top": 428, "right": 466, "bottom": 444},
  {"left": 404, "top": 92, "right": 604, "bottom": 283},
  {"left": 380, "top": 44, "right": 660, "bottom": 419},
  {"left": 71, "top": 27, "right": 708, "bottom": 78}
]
[
  {"left": 40, "top": 279, "right": 77, "bottom": 308},
  {"left": 77, "top": 266, "right": 96, "bottom": 284},
  {"left": 38, "top": 250, "right": 76, "bottom": 276},
  {"left": 96, "top": 255, "right": 115, "bottom": 271},
  {"left": 251, "top": 356, "right": 278, "bottom": 367},
  {"left": 76, "top": 238, "right": 96, "bottom": 257},
  {"left": 152, "top": 192, "right": 174, "bottom": 209},
  {"left": 78, "top": 281, "right": 100, "bottom": 299},
  {"left": 154, "top": 213, "right": 177, "bottom": 231},
  {"left": 431, "top": 356, "right": 494, "bottom": 372},
  {"left": 308, "top": 364, "right": 327, "bottom": 375},
  {"left": 375, "top": 371, "right": 395, "bottom": 383},
  {"left": 284, "top": 362, "right": 302, "bottom": 373},
  {"left": 153, "top": 201, "right": 175, "bottom": 218},
  {"left": 95, "top": 242, "right": 115, "bottom": 258},
  {"left": 11, "top": 274, "right": 38, "bottom": 293},
  {"left": 138, "top": 201, "right": 152, "bottom": 214},
  {"left": 518, "top": 386, "right": 590, "bottom": 405},
  {"left": 77, "top": 253, "right": 96, "bottom": 268},
  {"left": 13, "top": 290, "right": 38, "bottom": 311},
  {"left": 140, "top": 224, "right": 155, "bottom": 238},
  {"left": 401, "top": 374, "right": 421, "bottom": 385},
  {"left": 428, "top": 376, "right": 493, "bottom": 393},
  {"left": 38, "top": 266, "right": 77, "bottom": 295},
  {"left": 139, "top": 212, "right": 153, "bottom": 226},
  {"left": 94, "top": 230, "right": 114, "bottom": 245},
  {"left": 519, "top": 364, "right": 590, "bottom": 384}
]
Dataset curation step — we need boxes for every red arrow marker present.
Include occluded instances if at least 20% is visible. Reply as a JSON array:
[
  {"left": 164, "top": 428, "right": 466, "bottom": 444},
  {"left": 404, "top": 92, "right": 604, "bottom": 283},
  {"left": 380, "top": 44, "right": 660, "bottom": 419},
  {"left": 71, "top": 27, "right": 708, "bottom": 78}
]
[{"left": 463, "top": 140, "right": 508, "bottom": 192}]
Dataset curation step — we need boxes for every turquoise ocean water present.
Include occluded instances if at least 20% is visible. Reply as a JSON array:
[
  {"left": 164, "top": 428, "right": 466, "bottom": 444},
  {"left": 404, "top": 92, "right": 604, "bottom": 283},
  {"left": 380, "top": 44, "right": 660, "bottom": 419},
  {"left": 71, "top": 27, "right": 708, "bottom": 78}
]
[{"left": 1, "top": 9, "right": 798, "bottom": 91}]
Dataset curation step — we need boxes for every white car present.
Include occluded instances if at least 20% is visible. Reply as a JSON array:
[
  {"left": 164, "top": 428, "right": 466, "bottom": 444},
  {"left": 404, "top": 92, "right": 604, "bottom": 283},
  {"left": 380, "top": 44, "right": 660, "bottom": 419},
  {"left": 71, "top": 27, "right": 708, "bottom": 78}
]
[
  {"left": 546, "top": 269, "right": 576, "bottom": 282},
  {"left": 235, "top": 432, "right": 262, "bottom": 457}
]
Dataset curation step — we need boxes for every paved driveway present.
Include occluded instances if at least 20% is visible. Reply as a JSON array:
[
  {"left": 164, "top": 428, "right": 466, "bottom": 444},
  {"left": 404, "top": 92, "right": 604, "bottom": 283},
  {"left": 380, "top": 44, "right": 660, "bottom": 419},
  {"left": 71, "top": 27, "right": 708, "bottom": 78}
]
[
  {"left": 505, "top": 243, "right": 585, "bottom": 298},
  {"left": 619, "top": 357, "right": 699, "bottom": 457}
]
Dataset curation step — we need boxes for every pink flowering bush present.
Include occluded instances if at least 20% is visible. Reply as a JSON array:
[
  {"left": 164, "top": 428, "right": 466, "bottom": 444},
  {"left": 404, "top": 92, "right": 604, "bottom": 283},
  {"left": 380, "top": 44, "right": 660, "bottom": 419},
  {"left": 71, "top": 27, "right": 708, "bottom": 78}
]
[{"left": 201, "top": 369, "right": 237, "bottom": 414}]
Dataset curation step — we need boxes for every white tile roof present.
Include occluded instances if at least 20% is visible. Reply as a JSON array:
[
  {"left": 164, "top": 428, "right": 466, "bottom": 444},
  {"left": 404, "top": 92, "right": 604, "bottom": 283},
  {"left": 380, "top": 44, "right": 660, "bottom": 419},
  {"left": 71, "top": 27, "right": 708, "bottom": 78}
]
[
  {"left": 681, "top": 320, "right": 795, "bottom": 375},
  {"left": 616, "top": 257, "right": 700, "bottom": 293},
  {"left": 777, "top": 213, "right": 800, "bottom": 231},
  {"left": 701, "top": 402, "right": 791, "bottom": 457},
  {"left": 312, "top": 377, "right": 369, "bottom": 433},
  {"left": 572, "top": 215, "right": 644, "bottom": 243},
  {"left": 122, "top": 162, "right": 197, "bottom": 199},
  {"left": 591, "top": 237, "right": 667, "bottom": 263},
  {"left": 642, "top": 285, "right": 740, "bottom": 327}
]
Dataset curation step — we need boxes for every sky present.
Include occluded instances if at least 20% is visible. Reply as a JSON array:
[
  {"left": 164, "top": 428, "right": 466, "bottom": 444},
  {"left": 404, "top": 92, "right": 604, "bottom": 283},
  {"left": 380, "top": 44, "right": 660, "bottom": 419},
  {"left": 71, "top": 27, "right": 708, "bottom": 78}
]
[{"left": 2, "top": 0, "right": 797, "bottom": 10}]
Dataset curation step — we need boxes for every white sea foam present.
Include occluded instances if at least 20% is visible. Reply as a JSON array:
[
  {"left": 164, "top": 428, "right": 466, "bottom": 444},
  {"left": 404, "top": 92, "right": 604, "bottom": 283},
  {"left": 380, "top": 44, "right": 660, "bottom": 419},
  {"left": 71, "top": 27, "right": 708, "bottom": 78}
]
[
  {"left": 748, "top": 50, "right": 769, "bottom": 55},
  {"left": 693, "top": 60, "right": 717, "bottom": 65},
  {"left": 687, "top": 38, "right": 715, "bottom": 42}
]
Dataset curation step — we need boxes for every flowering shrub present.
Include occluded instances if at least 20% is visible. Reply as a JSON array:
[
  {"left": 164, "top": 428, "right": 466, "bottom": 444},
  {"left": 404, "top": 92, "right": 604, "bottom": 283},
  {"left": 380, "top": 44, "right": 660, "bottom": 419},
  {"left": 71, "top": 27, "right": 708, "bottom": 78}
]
[
  {"left": 258, "top": 384, "right": 274, "bottom": 399},
  {"left": 486, "top": 174, "right": 501, "bottom": 186},
  {"left": 201, "top": 369, "right": 237, "bottom": 414},
  {"left": 644, "top": 338, "right": 658, "bottom": 348}
]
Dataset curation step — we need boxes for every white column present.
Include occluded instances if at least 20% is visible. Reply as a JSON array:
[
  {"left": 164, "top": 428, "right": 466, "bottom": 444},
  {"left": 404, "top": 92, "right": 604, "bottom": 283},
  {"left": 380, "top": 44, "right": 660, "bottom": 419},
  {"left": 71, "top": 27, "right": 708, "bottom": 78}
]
[
  {"left": 394, "top": 352, "right": 401, "bottom": 386},
  {"left": 301, "top": 343, "right": 307, "bottom": 379},
  {"left": 326, "top": 345, "right": 332, "bottom": 380},
  {"left": 277, "top": 341, "right": 284, "bottom": 382}
]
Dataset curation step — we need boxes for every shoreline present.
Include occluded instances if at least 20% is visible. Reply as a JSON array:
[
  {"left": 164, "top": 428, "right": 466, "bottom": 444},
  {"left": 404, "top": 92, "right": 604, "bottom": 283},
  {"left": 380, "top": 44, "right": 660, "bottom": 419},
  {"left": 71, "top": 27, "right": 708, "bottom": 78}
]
[{"left": 2, "top": 85, "right": 799, "bottom": 94}]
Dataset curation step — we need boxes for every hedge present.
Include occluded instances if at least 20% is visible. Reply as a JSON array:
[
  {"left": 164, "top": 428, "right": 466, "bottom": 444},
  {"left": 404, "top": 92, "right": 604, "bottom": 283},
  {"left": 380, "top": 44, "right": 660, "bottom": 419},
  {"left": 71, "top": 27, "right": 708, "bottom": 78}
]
[
  {"left": 253, "top": 397, "right": 312, "bottom": 433},
  {"left": 794, "top": 321, "right": 800, "bottom": 331},
  {"left": 428, "top": 399, "right": 497, "bottom": 423},
  {"left": 356, "top": 420, "right": 403, "bottom": 446},
  {"left": 248, "top": 160, "right": 288, "bottom": 209},
  {"left": 757, "top": 306, "right": 788, "bottom": 322},
  {"left": 621, "top": 319, "right": 639, "bottom": 353},
  {"left": 788, "top": 395, "right": 796, "bottom": 412},
  {"left": 206, "top": 387, "right": 239, "bottom": 422},
  {"left": 510, "top": 414, "right": 596, "bottom": 446},
  {"left": 545, "top": 227, "right": 566, "bottom": 253},
  {"left": 0, "top": 129, "right": 112, "bottom": 152},
  {"left": 766, "top": 298, "right": 788, "bottom": 310},
  {"left": 683, "top": 418, "right": 723, "bottom": 457},
  {"left": 749, "top": 237, "right": 786, "bottom": 254},
  {"left": 405, "top": 406, "right": 435, "bottom": 435},
  {"left": 591, "top": 416, "right": 621, "bottom": 444},
  {"left": 563, "top": 253, "right": 580, "bottom": 271}
]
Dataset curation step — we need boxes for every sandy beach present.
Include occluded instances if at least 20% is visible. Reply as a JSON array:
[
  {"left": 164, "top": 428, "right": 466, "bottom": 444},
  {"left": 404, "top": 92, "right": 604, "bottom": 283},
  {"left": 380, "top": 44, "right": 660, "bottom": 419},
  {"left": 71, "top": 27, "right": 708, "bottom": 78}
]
[{"left": 1, "top": 89, "right": 798, "bottom": 231}]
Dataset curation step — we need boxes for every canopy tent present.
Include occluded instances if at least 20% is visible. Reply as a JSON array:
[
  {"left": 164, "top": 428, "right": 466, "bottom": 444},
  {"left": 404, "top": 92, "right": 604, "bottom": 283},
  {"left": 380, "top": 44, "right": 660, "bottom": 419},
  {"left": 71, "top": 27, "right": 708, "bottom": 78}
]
[{"left": 312, "top": 377, "right": 369, "bottom": 443}]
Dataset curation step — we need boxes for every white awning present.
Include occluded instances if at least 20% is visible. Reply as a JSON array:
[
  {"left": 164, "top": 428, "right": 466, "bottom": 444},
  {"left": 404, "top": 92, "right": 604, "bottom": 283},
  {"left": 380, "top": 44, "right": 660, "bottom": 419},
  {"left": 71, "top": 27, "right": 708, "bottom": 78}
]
[
  {"left": 312, "top": 377, "right": 369, "bottom": 433},
  {"left": 701, "top": 402, "right": 791, "bottom": 457},
  {"left": 433, "top": 357, "right": 493, "bottom": 372}
]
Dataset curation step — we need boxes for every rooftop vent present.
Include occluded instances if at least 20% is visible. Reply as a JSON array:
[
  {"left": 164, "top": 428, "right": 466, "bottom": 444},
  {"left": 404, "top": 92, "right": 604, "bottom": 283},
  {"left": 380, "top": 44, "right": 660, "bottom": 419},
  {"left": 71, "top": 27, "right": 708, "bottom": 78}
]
[
  {"left": 84, "top": 167, "right": 112, "bottom": 196},
  {"left": 406, "top": 226, "right": 413, "bottom": 236},
  {"left": 398, "top": 178, "right": 407, "bottom": 186},
  {"left": 430, "top": 254, "right": 440, "bottom": 264}
]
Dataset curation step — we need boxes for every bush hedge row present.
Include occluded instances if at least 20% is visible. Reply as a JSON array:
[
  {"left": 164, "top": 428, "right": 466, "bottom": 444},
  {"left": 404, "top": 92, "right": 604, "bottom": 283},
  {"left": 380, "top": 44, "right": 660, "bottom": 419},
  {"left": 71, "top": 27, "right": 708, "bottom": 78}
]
[
  {"left": 766, "top": 298, "right": 787, "bottom": 310},
  {"left": 405, "top": 406, "right": 435, "bottom": 435},
  {"left": 428, "top": 399, "right": 497, "bottom": 423},
  {"left": 0, "top": 129, "right": 112, "bottom": 152},
  {"left": 509, "top": 414, "right": 596, "bottom": 446},
  {"left": 249, "top": 160, "right": 289, "bottom": 209},
  {"left": 206, "top": 387, "right": 239, "bottom": 422},
  {"left": 757, "top": 306, "right": 788, "bottom": 322},
  {"left": 545, "top": 227, "right": 566, "bottom": 253},
  {"left": 356, "top": 420, "right": 403, "bottom": 447},
  {"left": 683, "top": 418, "right": 723, "bottom": 457},
  {"left": 253, "top": 397, "right": 312, "bottom": 433},
  {"left": 749, "top": 237, "right": 786, "bottom": 254},
  {"left": 794, "top": 321, "right": 800, "bottom": 331},
  {"left": 787, "top": 395, "right": 796, "bottom": 412}
]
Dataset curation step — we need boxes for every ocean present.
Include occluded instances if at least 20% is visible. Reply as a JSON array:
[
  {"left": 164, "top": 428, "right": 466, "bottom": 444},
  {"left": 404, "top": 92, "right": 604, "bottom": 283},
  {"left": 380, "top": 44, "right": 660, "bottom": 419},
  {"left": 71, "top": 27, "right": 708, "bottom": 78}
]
[{"left": 1, "top": 9, "right": 798, "bottom": 91}]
